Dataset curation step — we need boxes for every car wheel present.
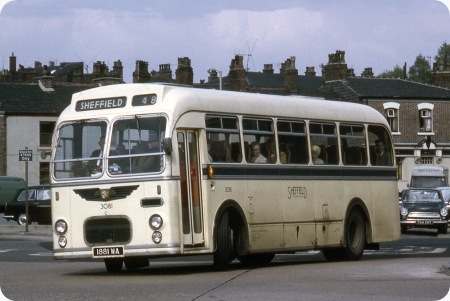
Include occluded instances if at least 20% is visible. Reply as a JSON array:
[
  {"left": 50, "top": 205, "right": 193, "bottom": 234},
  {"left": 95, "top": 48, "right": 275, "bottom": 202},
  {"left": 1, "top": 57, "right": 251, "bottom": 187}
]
[{"left": 17, "top": 213, "right": 27, "bottom": 225}]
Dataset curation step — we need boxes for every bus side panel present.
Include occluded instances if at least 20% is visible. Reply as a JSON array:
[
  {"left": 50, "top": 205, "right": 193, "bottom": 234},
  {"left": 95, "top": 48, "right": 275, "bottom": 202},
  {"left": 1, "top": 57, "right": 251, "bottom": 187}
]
[
  {"left": 370, "top": 180, "right": 401, "bottom": 242},
  {"left": 312, "top": 180, "right": 344, "bottom": 247},
  {"left": 246, "top": 179, "right": 284, "bottom": 251},
  {"left": 282, "top": 181, "right": 316, "bottom": 250}
]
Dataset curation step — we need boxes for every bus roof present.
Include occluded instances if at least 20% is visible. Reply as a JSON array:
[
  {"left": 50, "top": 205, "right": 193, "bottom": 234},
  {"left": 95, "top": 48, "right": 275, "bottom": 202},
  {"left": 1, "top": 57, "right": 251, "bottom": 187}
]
[{"left": 61, "top": 83, "right": 389, "bottom": 126}]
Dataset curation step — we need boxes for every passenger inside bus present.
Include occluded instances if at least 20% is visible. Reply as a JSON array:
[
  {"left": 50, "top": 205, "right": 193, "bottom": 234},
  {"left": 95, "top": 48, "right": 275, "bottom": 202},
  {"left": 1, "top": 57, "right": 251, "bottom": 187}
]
[
  {"left": 86, "top": 135, "right": 106, "bottom": 172},
  {"left": 373, "top": 139, "right": 391, "bottom": 166},
  {"left": 266, "top": 138, "right": 286, "bottom": 164},
  {"left": 249, "top": 141, "right": 267, "bottom": 163},
  {"left": 312, "top": 145, "right": 324, "bottom": 165},
  {"left": 131, "top": 141, "right": 158, "bottom": 173}
]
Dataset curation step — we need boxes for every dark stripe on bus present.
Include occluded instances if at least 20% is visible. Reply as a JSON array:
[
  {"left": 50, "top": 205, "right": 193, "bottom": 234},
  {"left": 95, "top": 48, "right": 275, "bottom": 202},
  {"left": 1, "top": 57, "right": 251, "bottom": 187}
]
[{"left": 204, "top": 164, "right": 397, "bottom": 181}]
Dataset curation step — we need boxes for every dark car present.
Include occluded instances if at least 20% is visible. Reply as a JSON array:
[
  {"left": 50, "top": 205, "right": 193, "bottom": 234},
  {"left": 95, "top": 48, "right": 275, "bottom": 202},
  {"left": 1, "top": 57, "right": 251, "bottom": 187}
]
[
  {"left": 399, "top": 187, "right": 450, "bottom": 234},
  {"left": 3, "top": 186, "right": 51, "bottom": 225}
]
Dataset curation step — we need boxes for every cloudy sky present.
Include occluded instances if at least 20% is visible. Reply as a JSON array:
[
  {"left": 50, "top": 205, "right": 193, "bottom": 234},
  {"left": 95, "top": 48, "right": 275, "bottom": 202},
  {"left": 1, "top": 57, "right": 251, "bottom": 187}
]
[{"left": 0, "top": 0, "right": 449, "bottom": 83}]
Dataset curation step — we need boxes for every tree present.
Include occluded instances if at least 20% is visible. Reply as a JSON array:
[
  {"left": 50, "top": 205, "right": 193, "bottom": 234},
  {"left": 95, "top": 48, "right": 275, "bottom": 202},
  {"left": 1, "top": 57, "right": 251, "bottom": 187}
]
[
  {"left": 378, "top": 64, "right": 405, "bottom": 79},
  {"left": 408, "top": 54, "right": 431, "bottom": 84},
  {"left": 434, "top": 42, "right": 449, "bottom": 70}
]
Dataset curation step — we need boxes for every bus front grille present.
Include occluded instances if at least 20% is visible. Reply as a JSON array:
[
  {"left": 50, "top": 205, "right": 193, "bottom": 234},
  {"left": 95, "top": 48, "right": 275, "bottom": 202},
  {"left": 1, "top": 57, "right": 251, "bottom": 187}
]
[{"left": 84, "top": 217, "right": 131, "bottom": 245}]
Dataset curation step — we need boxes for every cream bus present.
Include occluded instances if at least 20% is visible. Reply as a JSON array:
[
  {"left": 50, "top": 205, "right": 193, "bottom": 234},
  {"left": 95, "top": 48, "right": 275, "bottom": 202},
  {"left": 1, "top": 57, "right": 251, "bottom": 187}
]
[{"left": 51, "top": 83, "right": 400, "bottom": 272}]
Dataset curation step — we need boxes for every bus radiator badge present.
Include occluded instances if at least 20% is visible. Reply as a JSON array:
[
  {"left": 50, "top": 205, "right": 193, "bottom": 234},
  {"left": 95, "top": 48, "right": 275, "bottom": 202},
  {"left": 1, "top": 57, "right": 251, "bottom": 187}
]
[{"left": 100, "top": 189, "right": 110, "bottom": 201}]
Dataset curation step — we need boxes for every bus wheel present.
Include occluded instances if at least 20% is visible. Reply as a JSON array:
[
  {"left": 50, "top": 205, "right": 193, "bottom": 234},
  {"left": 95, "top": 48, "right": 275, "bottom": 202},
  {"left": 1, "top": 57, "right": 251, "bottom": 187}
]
[
  {"left": 344, "top": 208, "right": 366, "bottom": 260},
  {"left": 214, "top": 211, "right": 235, "bottom": 270},
  {"left": 238, "top": 253, "right": 275, "bottom": 267},
  {"left": 104, "top": 259, "right": 123, "bottom": 273}
]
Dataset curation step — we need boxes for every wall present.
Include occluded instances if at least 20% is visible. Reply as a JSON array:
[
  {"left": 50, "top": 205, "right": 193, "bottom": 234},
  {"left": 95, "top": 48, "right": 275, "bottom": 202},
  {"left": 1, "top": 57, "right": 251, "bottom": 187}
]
[{"left": 6, "top": 116, "right": 56, "bottom": 185}]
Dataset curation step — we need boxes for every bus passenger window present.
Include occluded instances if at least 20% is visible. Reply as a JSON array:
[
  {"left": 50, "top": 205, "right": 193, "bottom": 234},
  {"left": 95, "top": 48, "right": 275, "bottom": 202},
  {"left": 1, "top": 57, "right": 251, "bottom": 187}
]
[
  {"left": 368, "top": 125, "right": 394, "bottom": 166},
  {"left": 277, "top": 120, "right": 308, "bottom": 164},
  {"left": 309, "top": 122, "right": 338, "bottom": 165},
  {"left": 205, "top": 115, "right": 241, "bottom": 163},
  {"left": 340, "top": 124, "right": 367, "bottom": 166}
]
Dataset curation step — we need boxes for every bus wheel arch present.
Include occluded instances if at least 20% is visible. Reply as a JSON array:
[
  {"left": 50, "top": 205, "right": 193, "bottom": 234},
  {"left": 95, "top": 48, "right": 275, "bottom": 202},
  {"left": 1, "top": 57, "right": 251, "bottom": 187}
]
[{"left": 213, "top": 200, "right": 248, "bottom": 270}]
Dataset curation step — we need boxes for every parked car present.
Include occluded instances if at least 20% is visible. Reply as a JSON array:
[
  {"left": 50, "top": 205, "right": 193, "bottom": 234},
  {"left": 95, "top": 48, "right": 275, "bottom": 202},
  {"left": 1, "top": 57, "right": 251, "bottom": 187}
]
[
  {"left": 3, "top": 186, "right": 51, "bottom": 225},
  {"left": 0, "top": 176, "right": 25, "bottom": 213},
  {"left": 399, "top": 187, "right": 450, "bottom": 234}
]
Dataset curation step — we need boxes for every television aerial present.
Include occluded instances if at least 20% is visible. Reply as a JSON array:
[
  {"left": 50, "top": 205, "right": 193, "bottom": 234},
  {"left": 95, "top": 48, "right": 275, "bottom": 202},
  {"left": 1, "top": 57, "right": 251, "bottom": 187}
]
[{"left": 75, "top": 51, "right": 102, "bottom": 74}]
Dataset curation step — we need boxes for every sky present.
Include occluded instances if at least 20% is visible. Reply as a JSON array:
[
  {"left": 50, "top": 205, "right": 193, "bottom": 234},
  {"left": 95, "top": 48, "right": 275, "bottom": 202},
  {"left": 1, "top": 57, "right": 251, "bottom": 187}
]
[{"left": 0, "top": 0, "right": 450, "bottom": 83}]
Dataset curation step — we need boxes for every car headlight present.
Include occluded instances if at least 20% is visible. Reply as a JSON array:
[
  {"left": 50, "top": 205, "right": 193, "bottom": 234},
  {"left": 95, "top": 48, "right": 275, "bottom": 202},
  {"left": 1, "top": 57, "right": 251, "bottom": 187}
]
[
  {"left": 149, "top": 214, "right": 163, "bottom": 230},
  {"left": 441, "top": 207, "right": 448, "bottom": 217},
  {"left": 400, "top": 207, "right": 408, "bottom": 217},
  {"left": 55, "top": 219, "right": 68, "bottom": 235}
]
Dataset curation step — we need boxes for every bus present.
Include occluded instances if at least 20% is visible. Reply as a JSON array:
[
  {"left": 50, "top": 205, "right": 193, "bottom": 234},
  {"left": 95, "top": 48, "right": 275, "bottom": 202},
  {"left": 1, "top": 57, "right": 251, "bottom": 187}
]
[{"left": 51, "top": 83, "right": 400, "bottom": 272}]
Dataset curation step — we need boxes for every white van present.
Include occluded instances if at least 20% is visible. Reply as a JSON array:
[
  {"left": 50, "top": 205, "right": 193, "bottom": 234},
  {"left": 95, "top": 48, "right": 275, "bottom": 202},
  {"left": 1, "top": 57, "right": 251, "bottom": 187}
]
[{"left": 410, "top": 165, "right": 449, "bottom": 188}]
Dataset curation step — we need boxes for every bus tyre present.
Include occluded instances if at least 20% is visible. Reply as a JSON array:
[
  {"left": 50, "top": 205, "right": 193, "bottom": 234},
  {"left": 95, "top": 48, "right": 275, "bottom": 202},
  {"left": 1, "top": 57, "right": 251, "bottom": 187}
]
[
  {"left": 439, "top": 225, "right": 448, "bottom": 235},
  {"left": 214, "top": 212, "right": 234, "bottom": 270},
  {"left": 344, "top": 209, "right": 366, "bottom": 260},
  {"left": 104, "top": 258, "right": 123, "bottom": 273}
]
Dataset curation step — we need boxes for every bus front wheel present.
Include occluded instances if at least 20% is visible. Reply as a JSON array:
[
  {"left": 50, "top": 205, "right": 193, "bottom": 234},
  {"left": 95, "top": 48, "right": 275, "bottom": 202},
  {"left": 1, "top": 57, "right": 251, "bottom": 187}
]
[{"left": 214, "top": 211, "right": 236, "bottom": 270}]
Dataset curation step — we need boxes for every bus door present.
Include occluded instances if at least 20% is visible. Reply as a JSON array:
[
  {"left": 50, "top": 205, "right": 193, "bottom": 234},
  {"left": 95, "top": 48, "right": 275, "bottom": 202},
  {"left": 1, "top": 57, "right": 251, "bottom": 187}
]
[{"left": 177, "top": 131, "right": 204, "bottom": 246}]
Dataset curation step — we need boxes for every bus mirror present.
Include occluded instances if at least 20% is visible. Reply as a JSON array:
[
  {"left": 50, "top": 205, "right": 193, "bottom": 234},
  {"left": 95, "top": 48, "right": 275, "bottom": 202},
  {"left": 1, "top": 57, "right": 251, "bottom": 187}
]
[{"left": 162, "top": 138, "right": 172, "bottom": 154}]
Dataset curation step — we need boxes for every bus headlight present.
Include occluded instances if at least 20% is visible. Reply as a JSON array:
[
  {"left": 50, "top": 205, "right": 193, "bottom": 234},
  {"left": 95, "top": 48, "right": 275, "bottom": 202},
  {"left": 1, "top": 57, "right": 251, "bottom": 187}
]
[
  {"left": 152, "top": 231, "right": 162, "bottom": 244},
  {"left": 441, "top": 208, "right": 448, "bottom": 217},
  {"left": 149, "top": 214, "right": 163, "bottom": 230},
  {"left": 58, "top": 236, "right": 67, "bottom": 248},
  {"left": 400, "top": 207, "right": 408, "bottom": 217},
  {"left": 55, "top": 219, "right": 68, "bottom": 235}
]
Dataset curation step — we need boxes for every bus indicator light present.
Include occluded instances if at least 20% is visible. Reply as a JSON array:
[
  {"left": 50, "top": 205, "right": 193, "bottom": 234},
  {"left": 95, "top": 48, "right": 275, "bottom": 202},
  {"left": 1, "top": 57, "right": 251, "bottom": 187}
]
[{"left": 207, "top": 165, "right": 214, "bottom": 178}]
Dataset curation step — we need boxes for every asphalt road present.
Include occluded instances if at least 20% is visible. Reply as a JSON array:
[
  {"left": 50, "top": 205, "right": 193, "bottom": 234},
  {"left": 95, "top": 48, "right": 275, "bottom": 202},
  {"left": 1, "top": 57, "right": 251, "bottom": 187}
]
[{"left": 1, "top": 223, "right": 450, "bottom": 301}]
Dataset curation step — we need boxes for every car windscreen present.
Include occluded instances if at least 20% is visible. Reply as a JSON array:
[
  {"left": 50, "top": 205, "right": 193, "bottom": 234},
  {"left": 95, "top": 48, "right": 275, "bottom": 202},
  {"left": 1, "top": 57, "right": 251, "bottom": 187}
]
[{"left": 402, "top": 190, "right": 441, "bottom": 203}]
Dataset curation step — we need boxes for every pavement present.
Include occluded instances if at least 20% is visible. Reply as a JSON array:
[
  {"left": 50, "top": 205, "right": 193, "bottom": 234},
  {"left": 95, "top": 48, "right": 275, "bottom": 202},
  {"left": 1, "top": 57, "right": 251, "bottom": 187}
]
[{"left": 0, "top": 223, "right": 52, "bottom": 237}]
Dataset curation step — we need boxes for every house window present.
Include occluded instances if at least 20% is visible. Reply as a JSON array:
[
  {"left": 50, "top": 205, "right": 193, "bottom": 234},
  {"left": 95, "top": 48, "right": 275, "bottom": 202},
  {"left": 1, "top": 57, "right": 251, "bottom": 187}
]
[
  {"left": 40, "top": 121, "right": 55, "bottom": 147},
  {"left": 383, "top": 102, "right": 400, "bottom": 133},
  {"left": 417, "top": 103, "right": 434, "bottom": 134},
  {"left": 40, "top": 162, "right": 50, "bottom": 184},
  {"left": 419, "top": 109, "right": 432, "bottom": 132}
]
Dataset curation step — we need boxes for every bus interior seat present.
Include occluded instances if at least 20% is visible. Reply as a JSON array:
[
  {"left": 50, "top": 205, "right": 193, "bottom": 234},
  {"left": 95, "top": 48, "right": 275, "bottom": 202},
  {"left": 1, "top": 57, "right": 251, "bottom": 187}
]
[
  {"left": 211, "top": 140, "right": 228, "bottom": 162},
  {"left": 229, "top": 142, "right": 242, "bottom": 162}
]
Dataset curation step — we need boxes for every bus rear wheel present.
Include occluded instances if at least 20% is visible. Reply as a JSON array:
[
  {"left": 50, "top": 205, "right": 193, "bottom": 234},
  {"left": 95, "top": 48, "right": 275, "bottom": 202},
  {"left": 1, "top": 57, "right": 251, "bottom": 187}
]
[
  {"left": 343, "top": 208, "right": 366, "bottom": 260},
  {"left": 214, "top": 211, "right": 236, "bottom": 270},
  {"left": 104, "top": 258, "right": 123, "bottom": 273},
  {"left": 322, "top": 208, "right": 366, "bottom": 261}
]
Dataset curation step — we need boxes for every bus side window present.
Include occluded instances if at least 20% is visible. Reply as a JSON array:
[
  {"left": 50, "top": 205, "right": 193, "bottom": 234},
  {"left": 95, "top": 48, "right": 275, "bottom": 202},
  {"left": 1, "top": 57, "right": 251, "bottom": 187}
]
[
  {"left": 309, "top": 122, "right": 338, "bottom": 165},
  {"left": 277, "top": 120, "right": 308, "bottom": 164},
  {"left": 368, "top": 125, "right": 394, "bottom": 166}
]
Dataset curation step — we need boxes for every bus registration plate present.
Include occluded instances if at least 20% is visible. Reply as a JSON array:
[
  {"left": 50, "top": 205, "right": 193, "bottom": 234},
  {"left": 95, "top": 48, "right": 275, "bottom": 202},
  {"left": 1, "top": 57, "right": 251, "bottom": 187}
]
[{"left": 92, "top": 246, "right": 124, "bottom": 258}]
